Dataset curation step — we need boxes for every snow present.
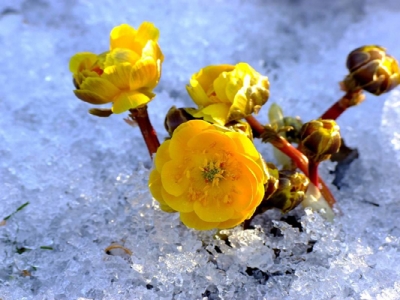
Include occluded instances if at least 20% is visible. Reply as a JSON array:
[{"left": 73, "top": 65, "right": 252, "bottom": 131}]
[{"left": 1, "top": 0, "right": 400, "bottom": 299}]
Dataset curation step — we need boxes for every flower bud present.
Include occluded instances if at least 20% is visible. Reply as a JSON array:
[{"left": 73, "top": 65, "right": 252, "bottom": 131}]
[
  {"left": 186, "top": 63, "right": 270, "bottom": 125},
  {"left": 164, "top": 106, "right": 196, "bottom": 136},
  {"left": 263, "top": 162, "right": 280, "bottom": 200},
  {"left": 343, "top": 45, "right": 400, "bottom": 95},
  {"left": 299, "top": 119, "right": 341, "bottom": 163},
  {"left": 89, "top": 108, "right": 113, "bottom": 117},
  {"left": 224, "top": 120, "right": 253, "bottom": 140},
  {"left": 258, "top": 170, "right": 309, "bottom": 214},
  {"left": 282, "top": 116, "right": 303, "bottom": 144}
]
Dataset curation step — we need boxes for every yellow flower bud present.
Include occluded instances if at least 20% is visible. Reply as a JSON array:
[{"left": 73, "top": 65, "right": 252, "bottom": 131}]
[
  {"left": 186, "top": 63, "right": 270, "bottom": 125},
  {"left": 299, "top": 119, "right": 341, "bottom": 163},
  {"left": 69, "top": 22, "right": 164, "bottom": 114},
  {"left": 343, "top": 45, "right": 400, "bottom": 95},
  {"left": 148, "top": 120, "right": 269, "bottom": 230}
]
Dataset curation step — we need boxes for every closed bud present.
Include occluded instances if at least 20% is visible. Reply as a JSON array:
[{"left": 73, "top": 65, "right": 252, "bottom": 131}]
[
  {"left": 164, "top": 106, "right": 196, "bottom": 136},
  {"left": 343, "top": 45, "right": 400, "bottom": 95},
  {"left": 259, "top": 170, "right": 309, "bottom": 214},
  {"left": 224, "top": 120, "right": 253, "bottom": 140},
  {"left": 263, "top": 162, "right": 280, "bottom": 200},
  {"left": 282, "top": 116, "right": 303, "bottom": 144},
  {"left": 299, "top": 119, "right": 341, "bottom": 163},
  {"left": 88, "top": 108, "right": 113, "bottom": 117}
]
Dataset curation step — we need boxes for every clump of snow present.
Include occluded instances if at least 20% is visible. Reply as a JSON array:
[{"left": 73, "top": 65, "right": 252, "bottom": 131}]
[{"left": 1, "top": 0, "right": 400, "bottom": 299}]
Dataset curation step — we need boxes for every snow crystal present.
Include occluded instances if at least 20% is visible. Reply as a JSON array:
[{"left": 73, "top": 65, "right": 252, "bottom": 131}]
[{"left": 1, "top": 0, "right": 400, "bottom": 299}]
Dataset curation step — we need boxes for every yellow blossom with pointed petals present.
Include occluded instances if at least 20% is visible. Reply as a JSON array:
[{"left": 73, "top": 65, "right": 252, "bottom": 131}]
[
  {"left": 69, "top": 22, "right": 164, "bottom": 114},
  {"left": 185, "top": 63, "right": 270, "bottom": 125},
  {"left": 148, "top": 120, "right": 268, "bottom": 230}
]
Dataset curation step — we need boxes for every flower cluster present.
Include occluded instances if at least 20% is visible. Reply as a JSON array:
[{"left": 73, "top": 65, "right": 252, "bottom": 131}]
[
  {"left": 149, "top": 120, "right": 268, "bottom": 230},
  {"left": 69, "top": 22, "right": 164, "bottom": 114},
  {"left": 70, "top": 24, "right": 400, "bottom": 231}
]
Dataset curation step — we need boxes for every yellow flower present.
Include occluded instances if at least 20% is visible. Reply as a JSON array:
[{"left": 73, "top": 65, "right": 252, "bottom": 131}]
[
  {"left": 185, "top": 63, "right": 270, "bottom": 125},
  {"left": 148, "top": 120, "right": 268, "bottom": 230},
  {"left": 69, "top": 22, "right": 164, "bottom": 114}
]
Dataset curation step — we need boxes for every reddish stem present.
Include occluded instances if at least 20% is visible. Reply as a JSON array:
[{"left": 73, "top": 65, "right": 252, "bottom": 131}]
[
  {"left": 320, "top": 90, "right": 364, "bottom": 120},
  {"left": 129, "top": 106, "right": 160, "bottom": 159},
  {"left": 320, "top": 101, "right": 346, "bottom": 120},
  {"left": 245, "top": 115, "right": 336, "bottom": 208},
  {"left": 308, "top": 160, "right": 319, "bottom": 187}
]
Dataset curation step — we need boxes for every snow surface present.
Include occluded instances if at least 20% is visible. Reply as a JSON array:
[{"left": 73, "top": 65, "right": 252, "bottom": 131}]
[{"left": 1, "top": 0, "right": 400, "bottom": 299}]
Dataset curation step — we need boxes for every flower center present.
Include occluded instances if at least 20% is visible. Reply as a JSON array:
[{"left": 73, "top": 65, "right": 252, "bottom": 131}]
[{"left": 200, "top": 159, "right": 225, "bottom": 186}]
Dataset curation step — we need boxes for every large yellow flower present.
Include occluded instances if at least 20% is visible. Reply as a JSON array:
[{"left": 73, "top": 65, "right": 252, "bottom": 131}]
[
  {"left": 186, "top": 63, "right": 269, "bottom": 125},
  {"left": 148, "top": 120, "right": 268, "bottom": 230},
  {"left": 69, "top": 22, "right": 164, "bottom": 114}
]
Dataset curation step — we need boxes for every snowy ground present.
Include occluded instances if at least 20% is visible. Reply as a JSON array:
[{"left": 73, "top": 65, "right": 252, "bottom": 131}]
[{"left": 1, "top": 0, "right": 400, "bottom": 299}]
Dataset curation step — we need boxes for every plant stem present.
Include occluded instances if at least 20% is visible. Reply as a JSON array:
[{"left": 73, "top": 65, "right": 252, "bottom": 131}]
[
  {"left": 320, "top": 89, "right": 365, "bottom": 120},
  {"left": 129, "top": 106, "right": 160, "bottom": 159},
  {"left": 245, "top": 115, "right": 336, "bottom": 208},
  {"left": 308, "top": 160, "right": 319, "bottom": 187}
]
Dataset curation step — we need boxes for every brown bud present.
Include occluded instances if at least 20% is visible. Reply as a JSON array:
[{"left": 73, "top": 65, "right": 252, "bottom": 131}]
[
  {"left": 299, "top": 119, "right": 341, "bottom": 163},
  {"left": 258, "top": 170, "right": 309, "bottom": 214},
  {"left": 224, "top": 120, "right": 253, "bottom": 140},
  {"left": 88, "top": 108, "right": 113, "bottom": 117},
  {"left": 164, "top": 106, "right": 196, "bottom": 136},
  {"left": 343, "top": 45, "right": 400, "bottom": 95}
]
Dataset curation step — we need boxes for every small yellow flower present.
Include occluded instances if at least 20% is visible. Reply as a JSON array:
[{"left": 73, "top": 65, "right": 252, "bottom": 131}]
[
  {"left": 148, "top": 120, "right": 268, "bottom": 230},
  {"left": 186, "top": 63, "right": 270, "bottom": 125},
  {"left": 69, "top": 22, "right": 164, "bottom": 114}
]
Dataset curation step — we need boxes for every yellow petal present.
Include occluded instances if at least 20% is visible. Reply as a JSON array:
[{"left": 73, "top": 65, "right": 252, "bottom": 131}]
[
  {"left": 73, "top": 89, "right": 111, "bottom": 104},
  {"left": 142, "top": 40, "right": 164, "bottom": 63},
  {"left": 195, "top": 65, "right": 234, "bottom": 90},
  {"left": 111, "top": 91, "right": 152, "bottom": 113},
  {"left": 235, "top": 153, "right": 265, "bottom": 186},
  {"left": 148, "top": 168, "right": 164, "bottom": 202},
  {"left": 161, "top": 189, "right": 193, "bottom": 213},
  {"left": 213, "top": 71, "right": 231, "bottom": 103},
  {"left": 104, "top": 48, "right": 140, "bottom": 67},
  {"left": 110, "top": 24, "right": 137, "bottom": 50},
  {"left": 69, "top": 52, "right": 98, "bottom": 73},
  {"left": 225, "top": 74, "right": 245, "bottom": 103},
  {"left": 169, "top": 120, "right": 212, "bottom": 160},
  {"left": 186, "top": 80, "right": 210, "bottom": 107},
  {"left": 187, "top": 130, "right": 237, "bottom": 154},
  {"left": 159, "top": 203, "right": 176, "bottom": 213},
  {"left": 79, "top": 77, "right": 120, "bottom": 101},
  {"left": 102, "top": 62, "right": 132, "bottom": 90},
  {"left": 161, "top": 160, "right": 190, "bottom": 197},
  {"left": 136, "top": 22, "right": 160, "bottom": 44},
  {"left": 228, "top": 167, "right": 256, "bottom": 212},
  {"left": 130, "top": 57, "right": 158, "bottom": 90},
  {"left": 155, "top": 140, "right": 171, "bottom": 173},
  {"left": 193, "top": 197, "right": 234, "bottom": 223},
  {"left": 225, "top": 132, "right": 259, "bottom": 161},
  {"left": 217, "top": 216, "right": 245, "bottom": 229},
  {"left": 199, "top": 103, "right": 230, "bottom": 125},
  {"left": 180, "top": 212, "right": 220, "bottom": 230}
]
